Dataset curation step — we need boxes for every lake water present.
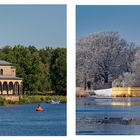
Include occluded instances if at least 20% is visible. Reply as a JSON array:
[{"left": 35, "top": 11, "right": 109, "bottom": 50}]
[
  {"left": 0, "top": 103, "right": 66, "bottom": 136},
  {"left": 76, "top": 97, "right": 140, "bottom": 135}
]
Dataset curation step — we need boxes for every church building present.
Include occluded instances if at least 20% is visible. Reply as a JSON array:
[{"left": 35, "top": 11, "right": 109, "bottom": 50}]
[{"left": 0, "top": 60, "right": 22, "bottom": 95}]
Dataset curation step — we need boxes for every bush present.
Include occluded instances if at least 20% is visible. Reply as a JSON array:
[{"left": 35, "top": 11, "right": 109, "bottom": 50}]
[
  {"left": 40, "top": 97, "right": 44, "bottom": 102},
  {"left": 57, "top": 96, "right": 67, "bottom": 103},
  {"left": 45, "top": 96, "right": 52, "bottom": 102},
  {"left": 0, "top": 97, "right": 7, "bottom": 106},
  {"left": 0, "top": 95, "right": 66, "bottom": 106}
]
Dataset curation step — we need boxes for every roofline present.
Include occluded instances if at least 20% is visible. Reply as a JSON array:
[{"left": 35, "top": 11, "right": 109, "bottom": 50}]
[
  {"left": 0, "top": 77, "right": 23, "bottom": 80},
  {"left": 0, "top": 64, "right": 12, "bottom": 66}
]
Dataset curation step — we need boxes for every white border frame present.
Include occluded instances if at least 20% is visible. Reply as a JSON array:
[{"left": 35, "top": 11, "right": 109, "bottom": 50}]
[{"left": 1, "top": 0, "right": 140, "bottom": 140}]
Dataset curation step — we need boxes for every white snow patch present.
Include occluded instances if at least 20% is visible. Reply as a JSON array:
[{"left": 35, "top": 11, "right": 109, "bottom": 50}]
[{"left": 94, "top": 88, "right": 112, "bottom": 96}]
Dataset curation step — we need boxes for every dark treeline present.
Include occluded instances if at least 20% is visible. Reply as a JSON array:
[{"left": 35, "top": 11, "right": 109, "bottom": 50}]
[
  {"left": 0, "top": 45, "right": 66, "bottom": 95},
  {"left": 76, "top": 31, "right": 140, "bottom": 89}
]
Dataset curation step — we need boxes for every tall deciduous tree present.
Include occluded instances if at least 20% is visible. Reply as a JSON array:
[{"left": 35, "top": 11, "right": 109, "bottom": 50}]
[
  {"left": 50, "top": 48, "right": 66, "bottom": 95},
  {"left": 77, "top": 32, "right": 136, "bottom": 89}
]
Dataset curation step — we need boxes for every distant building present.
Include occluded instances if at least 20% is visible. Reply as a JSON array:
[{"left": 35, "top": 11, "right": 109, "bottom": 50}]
[
  {"left": 0, "top": 60, "right": 22, "bottom": 95},
  {"left": 112, "top": 87, "right": 140, "bottom": 97}
]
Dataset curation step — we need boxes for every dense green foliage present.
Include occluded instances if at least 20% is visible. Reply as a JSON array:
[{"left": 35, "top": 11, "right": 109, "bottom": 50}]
[
  {"left": 0, "top": 45, "right": 66, "bottom": 95},
  {"left": 50, "top": 48, "right": 66, "bottom": 95}
]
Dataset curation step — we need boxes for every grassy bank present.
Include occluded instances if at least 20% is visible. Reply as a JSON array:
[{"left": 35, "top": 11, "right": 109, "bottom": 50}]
[{"left": 0, "top": 95, "right": 67, "bottom": 106}]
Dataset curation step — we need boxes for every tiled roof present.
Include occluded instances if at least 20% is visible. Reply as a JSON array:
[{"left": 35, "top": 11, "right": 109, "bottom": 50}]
[
  {"left": 0, "top": 76, "right": 22, "bottom": 80},
  {"left": 0, "top": 60, "right": 12, "bottom": 65}
]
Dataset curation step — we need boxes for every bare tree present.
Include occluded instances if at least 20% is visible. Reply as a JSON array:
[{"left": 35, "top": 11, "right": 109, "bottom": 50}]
[
  {"left": 76, "top": 31, "right": 136, "bottom": 89},
  {"left": 112, "top": 72, "right": 137, "bottom": 87},
  {"left": 113, "top": 49, "right": 140, "bottom": 87}
]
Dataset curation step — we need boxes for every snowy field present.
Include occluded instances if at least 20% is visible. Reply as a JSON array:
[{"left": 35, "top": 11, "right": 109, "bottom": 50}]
[{"left": 94, "top": 88, "right": 112, "bottom": 96}]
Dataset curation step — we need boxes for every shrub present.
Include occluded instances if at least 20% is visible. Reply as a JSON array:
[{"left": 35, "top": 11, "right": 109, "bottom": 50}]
[{"left": 0, "top": 97, "right": 6, "bottom": 106}]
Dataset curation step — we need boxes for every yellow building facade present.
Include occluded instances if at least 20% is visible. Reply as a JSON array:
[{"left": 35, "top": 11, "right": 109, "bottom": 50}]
[
  {"left": 112, "top": 87, "right": 140, "bottom": 97},
  {"left": 0, "top": 60, "right": 22, "bottom": 95}
]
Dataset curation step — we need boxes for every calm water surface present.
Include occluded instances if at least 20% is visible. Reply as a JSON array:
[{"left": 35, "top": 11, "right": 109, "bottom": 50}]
[
  {"left": 0, "top": 103, "right": 66, "bottom": 136},
  {"left": 76, "top": 97, "right": 140, "bottom": 135}
]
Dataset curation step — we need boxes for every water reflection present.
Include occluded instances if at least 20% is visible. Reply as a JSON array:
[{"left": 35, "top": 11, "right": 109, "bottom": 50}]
[
  {"left": 77, "top": 97, "right": 140, "bottom": 106},
  {"left": 112, "top": 102, "right": 132, "bottom": 106},
  {"left": 112, "top": 98, "right": 140, "bottom": 106},
  {"left": 76, "top": 97, "right": 140, "bottom": 135}
]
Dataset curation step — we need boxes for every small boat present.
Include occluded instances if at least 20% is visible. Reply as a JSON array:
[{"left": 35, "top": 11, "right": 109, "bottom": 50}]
[
  {"left": 36, "top": 103, "right": 43, "bottom": 111},
  {"left": 51, "top": 99, "right": 60, "bottom": 104}
]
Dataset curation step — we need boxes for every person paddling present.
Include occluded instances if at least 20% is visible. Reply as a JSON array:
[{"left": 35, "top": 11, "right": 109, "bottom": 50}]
[
  {"left": 37, "top": 103, "right": 41, "bottom": 108},
  {"left": 36, "top": 103, "right": 43, "bottom": 111}
]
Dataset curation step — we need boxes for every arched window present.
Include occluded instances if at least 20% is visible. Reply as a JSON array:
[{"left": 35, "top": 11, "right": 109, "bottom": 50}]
[
  {"left": 9, "top": 82, "right": 14, "bottom": 94},
  {"left": 0, "top": 82, "right": 2, "bottom": 94},
  {"left": 0, "top": 69, "right": 3, "bottom": 75},
  {"left": 14, "top": 82, "right": 19, "bottom": 95},
  {"left": 3, "top": 82, "right": 8, "bottom": 94}
]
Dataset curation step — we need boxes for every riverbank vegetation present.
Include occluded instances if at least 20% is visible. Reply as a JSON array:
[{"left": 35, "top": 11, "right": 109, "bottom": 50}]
[
  {"left": 76, "top": 31, "right": 140, "bottom": 90},
  {"left": 0, "top": 45, "right": 66, "bottom": 96},
  {"left": 0, "top": 95, "right": 66, "bottom": 106}
]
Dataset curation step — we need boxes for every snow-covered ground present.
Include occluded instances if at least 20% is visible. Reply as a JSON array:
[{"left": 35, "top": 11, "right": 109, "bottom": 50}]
[{"left": 94, "top": 88, "right": 112, "bottom": 96}]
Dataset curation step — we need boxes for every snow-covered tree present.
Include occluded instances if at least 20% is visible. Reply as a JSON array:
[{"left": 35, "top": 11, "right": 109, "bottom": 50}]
[{"left": 76, "top": 31, "right": 136, "bottom": 89}]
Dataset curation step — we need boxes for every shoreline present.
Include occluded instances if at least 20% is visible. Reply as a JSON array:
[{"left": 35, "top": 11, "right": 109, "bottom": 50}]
[
  {"left": 0, "top": 95, "right": 67, "bottom": 106},
  {"left": 76, "top": 95, "right": 140, "bottom": 99}
]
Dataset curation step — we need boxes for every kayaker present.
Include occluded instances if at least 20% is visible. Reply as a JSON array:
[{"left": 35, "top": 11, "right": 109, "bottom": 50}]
[
  {"left": 37, "top": 103, "right": 40, "bottom": 107},
  {"left": 36, "top": 103, "right": 43, "bottom": 111}
]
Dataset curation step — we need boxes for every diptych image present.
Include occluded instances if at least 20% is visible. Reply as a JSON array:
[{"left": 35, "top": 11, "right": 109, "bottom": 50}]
[
  {"left": 1, "top": 2, "right": 140, "bottom": 137},
  {"left": 76, "top": 5, "right": 140, "bottom": 135},
  {"left": 0, "top": 5, "right": 66, "bottom": 136}
]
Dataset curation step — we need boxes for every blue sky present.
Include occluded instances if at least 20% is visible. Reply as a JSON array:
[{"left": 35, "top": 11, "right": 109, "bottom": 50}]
[
  {"left": 0, "top": 5, "right": 66, "bottom": 48},
  {"left": 76, "top": 6, "right": 140, "bottom": 44}
]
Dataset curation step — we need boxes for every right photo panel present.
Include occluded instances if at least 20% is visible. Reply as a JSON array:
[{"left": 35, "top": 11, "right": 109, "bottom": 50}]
[{"left": 76, "top": 5, "right": 140, "bottom": 135}]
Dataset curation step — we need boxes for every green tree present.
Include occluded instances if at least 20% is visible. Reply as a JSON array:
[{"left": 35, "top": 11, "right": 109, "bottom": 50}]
[
  {"left": 0, "top": 45, "right": 66, "bottom": 96},
  {"left": 39, "top": 47, "right": 53, "bottom": 93},
  {"left": 50, "top": 48, "right": 66, "bottom": 95}
]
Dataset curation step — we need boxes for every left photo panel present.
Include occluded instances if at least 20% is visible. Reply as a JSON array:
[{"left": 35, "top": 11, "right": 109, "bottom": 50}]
[{"left": 0, "top": 5, "right": 66, "bottom": 136}]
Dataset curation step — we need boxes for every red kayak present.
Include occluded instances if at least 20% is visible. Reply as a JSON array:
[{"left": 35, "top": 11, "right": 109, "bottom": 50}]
[{"left": 36, "top": 103, "right": 43, "bottom": 111}]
